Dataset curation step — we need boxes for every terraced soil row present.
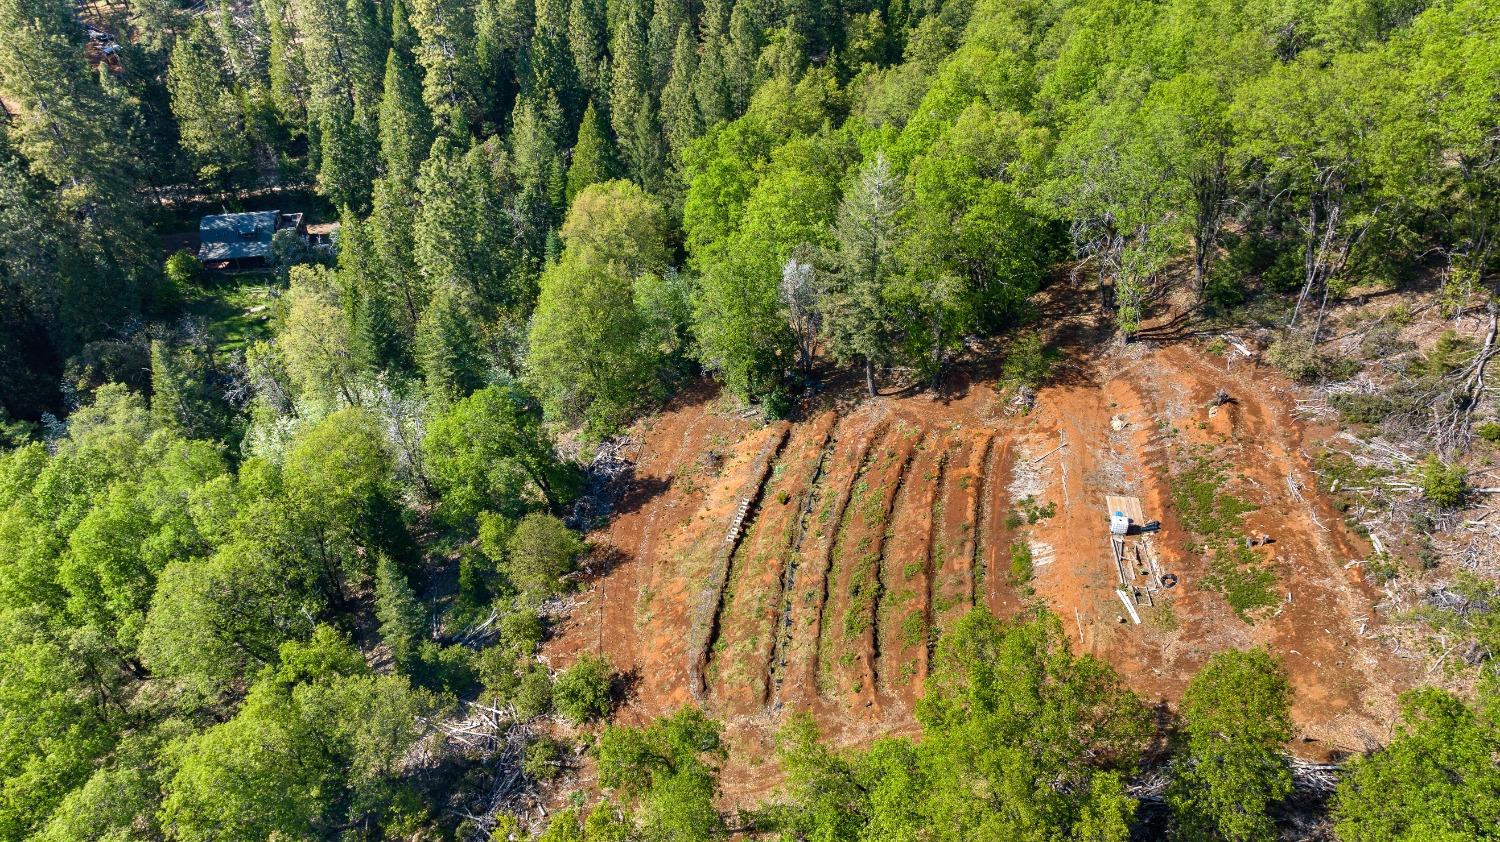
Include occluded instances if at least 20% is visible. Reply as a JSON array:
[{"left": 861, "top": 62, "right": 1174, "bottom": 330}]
[
  {"left": 708, "top": 412, "right": 838, "bottom": 707},
  {"left": 877, "top": 435, "right": 946, "bottom": 694},
  {"left": 639, "top": 409, "right": 1022, "bottom": 718},
  {"left": 819, "top": 423, "right": 921, "bottom": 707},
  {"left": 773, "top": 417, "right": 887, "bottom": 711}
]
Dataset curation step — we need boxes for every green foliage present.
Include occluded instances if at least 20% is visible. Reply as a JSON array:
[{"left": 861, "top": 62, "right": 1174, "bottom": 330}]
[
  {"left": 524, "top": 736, "right": 566, "bottom": 781},
  {"left": 424, "top": 385, "right": 577, "bottom": 523},
  {"left": 554, "top": 652, "right": 614, "bottom": 724},
  {"left": 1008, "top": 540, "right": 1033, "bottom": 586},
  {"left": 1168, "top": 648, "right": 1293, "bottom": 842},
  {"left": 514, "top": 665, "right": 555, "bottom": 719},
  {"left": 1477, "top": 422, "right": 1500, "bottom": 444},
  {"left": 1418, "top": 455, "right": 1467, "bottom": 508},
  {"left": 505, "top": 512, "right": 586, "bottom": 598},
  {"left": 375, "top": 553, "right": 426, "bottom": 670},
  {"left": 1000, "top": 331, "right": 1053, "bottom": 389},
  {"left": 773, "top": 609, "right": 1150, "bottom": 842},
  {"left": 1334, "top": 686, "right": 1500, "bottom": 841},
  {"left": 1171, "top": 455, "right": 1276, "bottom": 620},
  {"left": 596, "top": 706, "right": 727, "bottom": 840},
  {"left": 164, "top": 250, "right": 205, "bottom": 290},
  {"left": 528, "top": 180, "right": 672, "bottom": 436},
  {"left": 159, "top": 627, "right": 436, "bottom": 839}
]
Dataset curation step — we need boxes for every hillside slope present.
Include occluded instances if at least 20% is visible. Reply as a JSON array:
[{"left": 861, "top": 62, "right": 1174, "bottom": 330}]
[{"left": 547, "top": 310, "right": 1417, "bottom": 803}]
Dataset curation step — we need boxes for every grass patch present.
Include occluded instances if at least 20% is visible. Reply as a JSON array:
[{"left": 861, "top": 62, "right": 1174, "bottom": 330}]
[
  {"left": 1172, "top": 452, "right": 1277, "bottom": 622},
  {"left": 1009, "top": 540, "right": 1033, "bottom": 586},
  {"left": 185, "top": 278, "right": 279, "bottom": 359}
]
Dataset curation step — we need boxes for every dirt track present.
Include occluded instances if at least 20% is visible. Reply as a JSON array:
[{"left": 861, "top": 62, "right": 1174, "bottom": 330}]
[{"left": 545, "top": 330, "right": 1417, "bottom": 806}]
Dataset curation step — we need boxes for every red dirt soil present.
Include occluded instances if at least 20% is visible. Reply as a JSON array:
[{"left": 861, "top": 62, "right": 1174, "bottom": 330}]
[{"left": 546, "top": 321, "right": 1419, "bottom": 809}]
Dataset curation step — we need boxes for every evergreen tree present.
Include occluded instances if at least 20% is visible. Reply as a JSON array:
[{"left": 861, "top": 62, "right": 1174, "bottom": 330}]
[
  {"left": 318, "top": 98, "right": 377, "bottom": 212},
  {"left": 413, "top": 137, "right": 520, "bottom": 317},
  {"left": 724, "top": 0, "right": 763, "bottom": 117},
  {"left": 645, "top": 0, "right": 688, "bottom": 90},
  {"left": 660, "top": 25, "right": 702, "bottom": 166},
  {"left": 821, "top": 153, "right": 906, "bottom": 397},
  {"left": 377, "top": 48, "right": 433, "bottom": 184},
  {"left": 566, "top": 100, "right": 620, "bottom": 203},
  {"left": 408, "top": 0, "right": 484, "bottom": 133},
  {"left": 529, "top": 0, "right": 581, "bottom": 121},
  {"left": 510, "top": 90, "right": 567, "bottom": 253},
  {"left": 263, "top": 0, "right": 310, "bottom": 128},
  {"left": 607, "top": 0, "right": 662, "bottom": 189},
  {"left": 374, "top": 553, "right": 425, "bottom": 669},
  {"left": 167, "top": 20, "right": 251, "bottom": 185},
  {"left": 415, "top": 285, "right": 489, "bottom": 404},
  {"left": 566, "top": 0, "right": 607, "bottom": 94},
  {"left": 693, "top": 35, "right": 733, "bottom": 130}
]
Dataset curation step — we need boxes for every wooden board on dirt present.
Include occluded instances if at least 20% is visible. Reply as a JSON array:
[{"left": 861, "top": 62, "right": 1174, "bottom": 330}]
[{"left": 1103, "top": 495, "right": 1145, "bottom": 525}]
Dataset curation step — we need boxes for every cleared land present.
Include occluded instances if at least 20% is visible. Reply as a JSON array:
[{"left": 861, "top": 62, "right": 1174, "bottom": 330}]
[{"left": 546, "top": 316, "right": 1417, "bottom": 806}]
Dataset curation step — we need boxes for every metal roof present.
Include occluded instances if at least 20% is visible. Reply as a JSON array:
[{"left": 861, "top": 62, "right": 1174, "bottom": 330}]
[{"left": 198, "top": 210, "right": 278, "bottom": 261}]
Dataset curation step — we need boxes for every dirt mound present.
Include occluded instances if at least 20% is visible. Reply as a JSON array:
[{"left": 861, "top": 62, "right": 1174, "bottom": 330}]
[{"left": 545, "top": 341, "right": 1417, "bottom": 806}]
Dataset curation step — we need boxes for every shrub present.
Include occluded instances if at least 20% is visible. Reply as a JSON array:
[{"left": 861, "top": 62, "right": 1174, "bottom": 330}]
[
  {"left": 522, "top": 737, "right": 565, "bottom": 781},
  {"left": 553, "top": 653, "right": 613, "bottom": 724},
  {"left": 513, "top": 665, "right": 554, "bottom": 719},
  {"left": 1009, "top": 541, "right": 1033, "bottom": 586},
  {"left": 1418, "top": 456, "right": 1467, "bottom": 508},
  {"left": 164, "top": 250, "right": 204, "bottom": 290},
  {"left": 1478, "top": 422, "right": 1500, "bottom": 444},
  {"left": 506, "top": 513, "right": 586, "bottom": 597},
  {"left": 1001, "top": 331, "right": 1053, "bottom": 389}
]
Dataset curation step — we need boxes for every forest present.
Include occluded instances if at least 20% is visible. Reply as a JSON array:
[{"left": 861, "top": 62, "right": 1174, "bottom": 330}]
[{"left": 1, "top": 0, "right": 1498, "bottom": 838}]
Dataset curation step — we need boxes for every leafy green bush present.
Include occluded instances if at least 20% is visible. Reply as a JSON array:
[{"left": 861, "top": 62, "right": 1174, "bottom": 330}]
[
  {"left": 1478, "top": 422, "right": 1500, "bottom": 444},
  {"left": 164, "top": 250, "right": 205, "bottom": 290},
  {"left": 523, "top": 737, "right": 565, "bottom": 781},
  {"left": 505, "top": 512, "right": 586, "bottom": 597},
  {"left": 1001, "top": 331, "right": 1054, "bottom": 389},
  {"left": 1418, "top": 456, "right": 1467, "bottom": 508},
  {"left": 1009, "top": 541, "right": 1033, "bottom": 586},
  {"left": 513, "top": 665, "right": 554, "bottom": 719},
  {"left": 553, "top": 653, "right": 614, "bottom": 724}
]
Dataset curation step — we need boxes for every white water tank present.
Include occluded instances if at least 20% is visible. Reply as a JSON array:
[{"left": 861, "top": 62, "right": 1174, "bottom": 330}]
[{"left": 1110, "top": 511, "right": 1130, "bottom": 535}]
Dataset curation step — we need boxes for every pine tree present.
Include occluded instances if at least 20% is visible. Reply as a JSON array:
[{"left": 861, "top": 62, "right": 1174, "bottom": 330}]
[
  {"left": 566, "top": 0, "right": 607, "bottom": 95},
  {"left": 374, "top": 553, "right": 426, "bottom": 669},
  {"left": 415, "top": 285, "right": 489, "bottom": 403},
  {"left": 821, "top": 153, "right": 906, "bottom": 398},
  {"left": 337, "top": 213, "right": 407, "bottom": 373},
  {"left": 607, "top": 0, "right": 662, "bottom": 189},
  {"left": 149, "top": 339, "right": 191, "bottom": 434},
  {"left": 693, "top": 34, "right": 732, "bottom": 130},
  {"left": 646, "top": 0, "right": 688, "bottom": 90},
  {"left": 529, "top": 0, "right": 581, "bottom": 122},
  {"left": 414, "top": 138, "right": 521, "bottom": 316},
  {"left": 368, "top": 48, "right": 434, "bottom": 347},
  {"left": 510, "top": 90, "right": 566, "bottom": 260},
  {"left": 0, "top": 0, "right": 152, "bottom": 319},
  {"left": 408, "top": 0, "right": 484, "bottom": 133},
  {"left": 724, "top": 0, "right": 763, "bottom": 116},
  {"left": 169, "top": 20, "right": 252, "bottom": 185},
  {"left": 262, "top": 0, "right": 310, "bottom": 128},
  {"left": 318, "top": 98, "right": 377, "bottom": 212},
  {"left": 660, "top": 25, "right": 701, "bottom": 165},
  {"left": 377, "top": 48, "right": 433, "bottom": 184},
  {"left": 566, "top": 100, "right": 619, "bottom": 203}
]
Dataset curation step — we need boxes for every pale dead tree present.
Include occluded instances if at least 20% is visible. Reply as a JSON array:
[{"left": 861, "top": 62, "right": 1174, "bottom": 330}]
[
  {"left": 371, "top": 374, "right": 434, "bottom": 498},
  {"left": 780, "top": 245, "right": 821, "bottom": 375}
]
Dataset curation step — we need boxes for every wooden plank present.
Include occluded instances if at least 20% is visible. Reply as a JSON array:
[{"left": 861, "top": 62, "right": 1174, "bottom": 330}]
[{"left": 1104, "top": 495, "right": 1145, "bottom": 524}]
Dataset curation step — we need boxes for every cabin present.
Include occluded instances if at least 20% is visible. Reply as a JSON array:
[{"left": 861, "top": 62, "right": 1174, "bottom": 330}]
[{"left": 198, "top": 210, "right": 305, "bottom": 271}]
